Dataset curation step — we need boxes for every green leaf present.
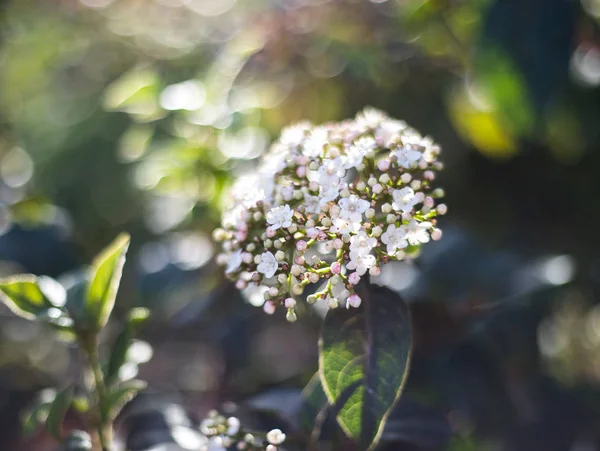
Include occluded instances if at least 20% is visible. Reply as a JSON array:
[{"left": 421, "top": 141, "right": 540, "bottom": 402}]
[
  {"left": 105, "top": 307, "right": 150, "bottom": 386},
  {"left": 0, "top": 275, "right": 64, "bottom": 320},
  {"left": 297, "top": 373, "right": 328, "bottom": 434},
  {"left": 46, "top": 386, "right": 73, "bottom": 440},
  {"left": 85, "top": 233, "right": 131, "bottom": 330},
  {"left": 319, "top": 283, "right": 412, "bottom": 450},
  {"left": 103, "top": 379, "right": 147, "bottom": 420},
  {"left": 21, "top": 389, "right": 56, "bottom": 437}
]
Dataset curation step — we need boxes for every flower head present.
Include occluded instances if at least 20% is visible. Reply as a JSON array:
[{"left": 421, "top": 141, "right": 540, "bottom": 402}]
[{"left": 215, "top": 108, "right": 446, "bottom": 320}]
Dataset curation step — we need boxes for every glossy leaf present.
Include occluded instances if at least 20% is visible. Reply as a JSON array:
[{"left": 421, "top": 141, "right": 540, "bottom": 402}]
[
  {"left": 46, "top": 386, "right": 73, "bottom": 440},
  {"left": 85, "top": 233, "right": 130, "bottom": 330},
  {"left": 319, "top": 283, "right": 412, "bottom": 450},
  {"left": 103, "top": 379, "right": 147, "bottom": 420},
  {"left": 0, "top": 275, "right": 64, "bottom": 320}
]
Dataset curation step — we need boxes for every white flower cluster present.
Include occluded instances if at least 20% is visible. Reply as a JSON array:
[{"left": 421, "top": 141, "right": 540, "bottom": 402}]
[
  {"left": 214, "top": 108, "right": 446, "bottom": 321},
  {"left": 200, "top": 411, "right": 285, "bottom": 450}
]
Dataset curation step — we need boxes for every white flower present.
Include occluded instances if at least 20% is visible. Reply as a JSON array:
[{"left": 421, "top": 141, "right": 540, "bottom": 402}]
[
  {"left": 319, "top": 184, "right": 340, "bottom": 205},
  {"left": 303, "top": 127, "right": 329, "bottom": 157},
  {"left": 347, "top": 252, "right": 376, "bottom": 275},
  {"left": 393, "top": 146, "right": 422, "bottom": 169},
  {"left": 266, "top": 204, "right": 294, "bottom": 229},
  {"left": 304, "top": 193, "right": 321, "bottom": 214},
  {"left": 330, "top": 217, "right": 360, "bottom": 235},
  {"left": 375, "top": 119, "right": 406, "bottom": 147},
  {"left": 349, "top": 231, "right": 377, "bottom": 256},
  {"left": 343, "top": 136, "right": 376, "bottom": 168},
  {"left": 257, "top": 251, "right": 278, "bottom": 278},
  {"left": 356, "top": 107, "right": 386, "bottom": 129},
  {"left": 318, "top": 157, "right": 345, "bottom": 186},
  {"left": 280, "top": 122, "right": 310, "bottom": 150},
  {"left": 338, "top": 195, "right": 370, "bottom": 224},
  {"left": 225, "top": 249, "right": 243, "bottom": 274},
  {"left": 392, "top": 187, "right": 423, "bottom": 213},
  {"left": 405, "top": 220, "right": 431, "bottom": 245},
  {"left": 266, "top": 429, "right": 286, "bottom": 446},
  {"left": 380, "top": 224, "right": 408, "bottom": 255}
]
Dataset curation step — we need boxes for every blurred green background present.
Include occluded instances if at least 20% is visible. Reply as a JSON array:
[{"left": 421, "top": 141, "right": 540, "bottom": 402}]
[{"left": 2, "top": 0, "right": 600, "bottom": 449}]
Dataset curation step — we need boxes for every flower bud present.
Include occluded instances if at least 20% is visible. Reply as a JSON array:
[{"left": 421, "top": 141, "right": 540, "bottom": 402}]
[
  {"left": 372, "top": 184, "right": 383, "bottom": 194},
  {"left": 346, "top": 294, "right": 362, "bottom": 308},
  {"left": 285, "top": 297, "right": 296, "bottom": 309},
  {"left": 296, "top": 240, "right": 307, "bottom": 252},
  {"left": 436, "top": 203, "right": 447, "bottom": 215},
  {"left": 369, "top": 266, "right": 381, "bottom": 277},
  {"left": 377, "top": 160, "right": 390, "bottom": 171},
  {"left": 263, "top": 301, "right": 276, "bottom": 315},
  {"left": 381, "top": 203, "right": 392, "bottom": 214},
  {"left": 348, "top": 272, "right": 361, "bottom": 285},
  {"left": 431, "top": 228, "right": 443, "bottom": 240},
  {"left": 400, "top": 173, "right": 412, "bottom": 184},
  {"left": 330, "top": 261, "right": 342, "bottom": 274},
  {"left": 309, "top": 272, "right": 320, "bottom": 283},
  {"left": 365, "top": 208, "right": 375, "bottom": 219},
  {"left": 286, "top": 309, "right": 297, "bottom": 322},
  {"left": 275, "top": 250, "right": 285, "bottom": 261}
]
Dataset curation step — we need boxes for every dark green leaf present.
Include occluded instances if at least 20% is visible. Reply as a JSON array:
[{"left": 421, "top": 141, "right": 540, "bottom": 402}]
[
  {"left": 46, "top": 386, "right": 73, "bottom": 440},
  {"left": 105, "top": 307, "right": 150, "bottom": 386},
  {"left": 103, "top": 379, "right": 146, "bottom": 420},
  {"left": 319, "top": 283, "right": 412, "bottom": 450},
  {"left": 0, "top": 276, "right": 63, "bottom": 320},
  {"left": 85, "top": 233, "right": 130, "bottom": 330},
  {"left": 21, "top": 389, "right": 56, "bottom": 437},
  {"left": 297, "top": 373, "right": 328, "bottom": 434}
]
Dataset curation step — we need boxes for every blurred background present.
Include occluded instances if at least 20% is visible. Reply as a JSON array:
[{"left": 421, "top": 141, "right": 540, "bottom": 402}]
[{"left": 1, "top": 0, "right": 600, "bottom": 449}]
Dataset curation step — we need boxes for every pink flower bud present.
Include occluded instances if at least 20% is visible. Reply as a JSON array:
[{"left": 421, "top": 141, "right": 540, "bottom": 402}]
[
  {"left": 309, "top": 181, "right": 319, "bottom": 192},
  {"left": 424, "top": 196, "right": 434, "bottom": 208},
  {"left": 333, "top": 239, "right": 344, "bottom": 250},
  {"left": 369, "top": 266, "right": 381, "bottom": 277},
  {"left": 330, "top": 261, "right": 342, "bottom": 274},
  {"left": 377, "top": 160, "right": 390, "bottom": 171},
  {"left": 266, "top": 227, "right": 276, "bottom": 238},
  {"left": 284, "top": 297, "right": 297, "bottom": 309},
  {"left": 294, "top": 255, "right": 305, "bottom": 265},
  {"left": 348, "top": 272, "right": 361, "bottom": 285},
  {"left": 296, "top": 240, "right": 307, "bottom": 252},
  {"left": 346, "top": 294, "right": 361, "bottom": 308},
  {"left": 431, "top": 228, "right": 443, "bottom": 240},
  {"left": 296, "top": 166, "right": 307, "bottom": 178},
  {"left": 424, "top": 170, "right": 435, "bottom": 181},
  {"left": 263, "top": 301, "right": 276, "bottom": 315},
  {"left": 235, "top": 279, "right": 247, "bottom": 290},
  {"left": 309, "top": 272, "right": 320, "bottom": 283},
  {"left": 242, "top": 252, "right": 253, "bottom": 264},
  {"left": 306, "top": 227, "right": 319, "bottom": 239}
]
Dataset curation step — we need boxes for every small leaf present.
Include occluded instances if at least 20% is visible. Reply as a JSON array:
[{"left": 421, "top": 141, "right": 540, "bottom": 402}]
[
  {"left": 105, "top": 307, "right": 150, "bottom": 386},
  {"left": 85, "top": 233, "right": 131, "bottom": 330},
  {"left": 319, "top": 283, "right": 412, "bottom": 450},
  {"left": 46, "top": 386, "right": 73, "bottom": 440},
  {"left": 103, "top": 379, "right": 146, "bottom": 420},
  {"left": 0, "top": 275, "right": 60, "bottom": 320}
]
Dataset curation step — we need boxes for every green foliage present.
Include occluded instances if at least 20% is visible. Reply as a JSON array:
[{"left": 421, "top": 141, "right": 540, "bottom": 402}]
[
  {"left": 21, "top": 389, "right": 56, "bottom": 437},
  {"left": 105, "top": 307, "right": 150, "bottom": 386},
  {"left": 297, "top": 373, "right": 329, "bottom": 434},
  {"left": 319, "top": 284, "right": 412, "bottom": 450},
  {"left": 84, "top": 233, "right": 131, "bottom": 331},
  {"left": 103, "top": 379, "right": 147, "bottom": 421},
  {"left": 0, "top": 276, "right": 64, "bottom": 320},
  {"left": 46, "top": 386, "right": 73, "bottom": 440}
]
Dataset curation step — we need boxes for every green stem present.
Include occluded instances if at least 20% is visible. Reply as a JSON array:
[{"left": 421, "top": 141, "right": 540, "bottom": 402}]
[{"left": 84, "top": 335, "right": 112, "bottom": 451}]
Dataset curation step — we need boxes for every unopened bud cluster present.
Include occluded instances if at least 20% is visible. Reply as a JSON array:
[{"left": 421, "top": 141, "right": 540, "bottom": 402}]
[
  {"left": 215, "top": 108, "right": 446, "bottom": 320},
  {"left": 200, "top": 411, "right": 286, "bottom": 450}
]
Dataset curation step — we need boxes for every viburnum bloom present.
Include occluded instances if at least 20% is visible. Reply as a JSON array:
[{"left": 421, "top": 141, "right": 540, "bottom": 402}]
[{"left": 214, "top": 107, "right": 446, "bottom": 321}]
